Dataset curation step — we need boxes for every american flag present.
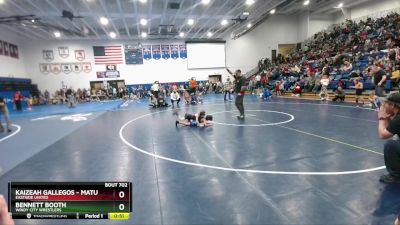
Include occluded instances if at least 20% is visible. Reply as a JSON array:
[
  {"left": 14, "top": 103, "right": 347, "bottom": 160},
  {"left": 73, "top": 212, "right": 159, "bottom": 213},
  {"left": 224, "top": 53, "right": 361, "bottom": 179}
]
[{"left": 93, "top": 46, "right": 123, "bottom": 64}]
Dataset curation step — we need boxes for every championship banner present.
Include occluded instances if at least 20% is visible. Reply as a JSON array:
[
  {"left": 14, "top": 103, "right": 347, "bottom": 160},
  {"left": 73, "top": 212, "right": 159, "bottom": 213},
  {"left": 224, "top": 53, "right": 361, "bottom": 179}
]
[
  {"left": 9, "top": 44, "right": 15, "bottom": 58},
  {"left": 58, "top": 47, "right": 69, "bottom": 58},
  {"left": 151, "top": 45, "right": 161, "bottom": 60},
  {"left": 72, "top": 63, "right": 82, "bottom": 73},
  {"left": 124, "top": 44, "right": 143, "bottom": 65},
  {"left": 75, "top": 50, "right": 85, "bottom": 61},
  {"left": 50, "top": 64, "right": 61, "bottom": 74},
  {"left": 39, "top": 64, "right": 51, "bottom": 74},
  {"left": 161, "top": 45, "right": 170, "bottom": 60},
  {"left": 142, "top": 45, "right": 151, "bottom": 60},
  {"left": 82, "top": 63, "right": 92, "bottom": 73},
  {"left": 96, "top": 71, "right": 120, "bottom": 78},
  {"left": 3, "top": 42, "right": 9, "bottom": 56},
  {"left": 170, "top": 45, "right": 179, "bottom": 59},
  {"left": 62, "top": 64, "right": 72, "bottom": 74},
  {"left": 43, "top": 50, "right": 54, "bottom": 62},
  {"left": 179, "top": 44, "right": 187, "bottom": 59},
  {"left": 10, "top": 44, "right": 19, "bottom": 59}
]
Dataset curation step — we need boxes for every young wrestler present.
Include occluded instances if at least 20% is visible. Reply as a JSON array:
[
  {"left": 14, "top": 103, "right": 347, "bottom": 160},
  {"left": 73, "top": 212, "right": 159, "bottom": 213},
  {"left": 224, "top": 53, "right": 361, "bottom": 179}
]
[
  {"left": 175, "top": 110, "right": 213, "bottom": 127},
  {"left": 354, "top": 78, "right": 364, "bottom": 107}
]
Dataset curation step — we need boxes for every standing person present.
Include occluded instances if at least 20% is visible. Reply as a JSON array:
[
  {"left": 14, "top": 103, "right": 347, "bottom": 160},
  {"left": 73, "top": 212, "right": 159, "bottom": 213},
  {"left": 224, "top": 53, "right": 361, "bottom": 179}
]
[
  {"left": 13, "top": 91, "right": 23, "bottom": 111},
  {"left": 227, "top": 68, "right": 246, "bottom": 119},
  {"left": 319, "top": 75, "right": 330, "bottom": 101},
  {"left": 0, "top": 95, "right": 12, "bottom": 132},
  {"left": 374, "top": 64, "right": 387, "bottom": 97},
  {"left": 354, "top": 78, "right": 364, "bottom": 107},
  {"left": 189, "top": 77, "right": 197, "bottom": 94},
  {"left": 377, "top": 93, "right": 400, "bottom": 183},
  {"left": 151, "top": 81, "right": 160, "bottom": 99},
  {"left": 275, "top": 81, "right": 281, "bottom": 96},
  {"left": 223, "top": 77, "right": 232, "bottom": 101}
]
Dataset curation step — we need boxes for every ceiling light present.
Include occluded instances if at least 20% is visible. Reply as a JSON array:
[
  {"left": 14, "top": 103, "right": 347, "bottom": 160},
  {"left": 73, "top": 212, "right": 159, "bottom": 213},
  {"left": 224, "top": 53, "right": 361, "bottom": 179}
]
[
  {"left": 221, "top": 19, "right": 228, "bottom": 26},
  {"left": 202, "top": 0, "right": 210, "bottom": 5},
  {"left": 141, "top": 32, "right": 147, "bottom": 38},
  {"left": 179, "top": 32, "right": 185, "bottom": 37},
  {"left": 109, "top": 32, "right": 116, "bottom": 39},
  {"left": 54, "top": 31, "right": 61, "bottom": 38},
  {"left": 187, "top": 19, "right": 194, "bottom": 26},
  {"left": 338, "top": 3, "right": 343, "bottom": 8},
  {"left": 303, "top": 0, "right": 309, "bottom": 6},
  {"left": 246, "top": 0, "right": 255, "bottom": 6},
  {"left": 139, "top": 0, "right": 147, "bottom": 3},
  {"left": 243, "top": 11, "right": 250, "bottom": 16},
  {"left": 0, "top": 0, "right": 4, "bottom": 4},
  {"left": 247, "top": 23, "right": 252, "bottom": 28},
  {"left": 100, "top": 17, "right": 109, "bottom": 25},
  {"left": 270, "top": 9, "right": 276, "bottom": 14},
  {"left": 140, "top": 18, "right": 148, "bottom": 26},
  {"left": 207, "top": 32, "right": 213, "bottom": 37},
  {"left": 31, "top": 19, "right": 35, "bottom": 23}
]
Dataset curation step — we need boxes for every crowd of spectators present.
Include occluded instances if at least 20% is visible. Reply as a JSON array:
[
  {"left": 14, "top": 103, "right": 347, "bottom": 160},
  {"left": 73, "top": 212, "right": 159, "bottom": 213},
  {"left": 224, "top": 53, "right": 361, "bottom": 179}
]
[{"left": 251, "top": 13, "right": 400, "bottom": 100}]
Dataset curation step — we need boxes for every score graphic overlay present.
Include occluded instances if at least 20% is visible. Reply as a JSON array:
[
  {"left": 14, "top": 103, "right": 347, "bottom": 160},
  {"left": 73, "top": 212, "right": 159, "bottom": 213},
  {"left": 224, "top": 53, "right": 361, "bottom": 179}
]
[{"left": 8, "top": 182, "right": 132, "bottom": 220}]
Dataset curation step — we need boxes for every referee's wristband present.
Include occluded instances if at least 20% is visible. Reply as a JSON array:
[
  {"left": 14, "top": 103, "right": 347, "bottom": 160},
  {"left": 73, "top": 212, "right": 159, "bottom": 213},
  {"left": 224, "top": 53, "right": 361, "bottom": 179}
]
[{"left": 379, "top": 118, "right": 388, "bottom": 121}]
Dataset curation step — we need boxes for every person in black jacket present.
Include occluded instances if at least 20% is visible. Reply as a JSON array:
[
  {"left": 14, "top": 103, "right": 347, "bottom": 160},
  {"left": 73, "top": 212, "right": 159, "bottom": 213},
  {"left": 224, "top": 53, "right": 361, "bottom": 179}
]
[{"left": 226, "top": 68, "right": 246, "bottom": 119}]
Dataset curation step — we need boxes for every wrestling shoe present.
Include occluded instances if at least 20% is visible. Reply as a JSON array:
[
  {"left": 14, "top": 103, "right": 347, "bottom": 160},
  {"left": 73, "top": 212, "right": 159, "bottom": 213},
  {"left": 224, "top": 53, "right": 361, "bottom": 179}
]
[
  {"left": 175, "top": 120, "right": 179, "bottom": 127},
  {"left": 380, "top": 174, "right": 400, "bottom": 184}
]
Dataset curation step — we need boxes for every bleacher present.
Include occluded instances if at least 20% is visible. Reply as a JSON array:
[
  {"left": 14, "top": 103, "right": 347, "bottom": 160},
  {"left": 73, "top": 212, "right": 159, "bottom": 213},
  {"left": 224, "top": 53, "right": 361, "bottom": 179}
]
[{"left": 0, "top": 77, "right": 40, "bottom": 103}]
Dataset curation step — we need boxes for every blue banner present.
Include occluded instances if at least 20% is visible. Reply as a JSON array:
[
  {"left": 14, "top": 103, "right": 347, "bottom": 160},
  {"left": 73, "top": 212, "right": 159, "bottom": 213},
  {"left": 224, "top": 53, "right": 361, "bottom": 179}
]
[
  {"left": 171, "top": 45, "right": 179, "bottom": 59},
  {"left": 125, "top": 44, "right": 143, "bottom": 65},
  {"left": 152, "top": 45, "right": 161, "bottom": 60},
  {"left": 161, "top": 45, "right": 170, "bottom": 60},
  {"left": 143, "top": 45, "right": 152, "bottom": 60},
  {"left": 179, "top": 44, "right": 187, "bottom": 59}
]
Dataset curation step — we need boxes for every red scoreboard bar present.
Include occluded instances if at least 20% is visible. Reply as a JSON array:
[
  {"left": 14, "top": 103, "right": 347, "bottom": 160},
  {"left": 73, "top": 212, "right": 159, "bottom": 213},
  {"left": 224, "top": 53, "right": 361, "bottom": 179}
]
[{"left": 8, "top": 182, "right": 132, "bottom": 220}]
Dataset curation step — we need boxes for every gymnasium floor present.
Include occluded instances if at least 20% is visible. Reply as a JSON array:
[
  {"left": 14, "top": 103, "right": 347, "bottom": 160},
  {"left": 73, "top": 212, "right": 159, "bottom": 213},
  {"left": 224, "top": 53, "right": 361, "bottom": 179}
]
[{"left": 0, "top": 95, "right": 398, "bottom": 225}]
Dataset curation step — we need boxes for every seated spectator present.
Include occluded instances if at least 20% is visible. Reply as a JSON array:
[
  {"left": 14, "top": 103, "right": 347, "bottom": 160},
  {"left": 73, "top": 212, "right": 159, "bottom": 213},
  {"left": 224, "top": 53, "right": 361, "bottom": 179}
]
[
  {"left": 170, "top": 90, "right": 180, "bottom": 107},
  {"left": 377, "top": 93, "right": 400, "bottom": 183},
  {"left": 332, "top": 87, "right": 346, "bottom": 102},
  {"left": 342, "top": 60, "right": 353, "bottom": 73},
  {"left": 292, "top": 83, "right": 302, "bottom": 97}
]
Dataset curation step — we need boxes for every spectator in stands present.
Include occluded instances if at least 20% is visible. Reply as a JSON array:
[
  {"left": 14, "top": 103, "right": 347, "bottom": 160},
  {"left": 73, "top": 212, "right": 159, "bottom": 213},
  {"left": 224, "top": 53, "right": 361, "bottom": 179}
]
[
  {"left": 13, "top": 91, "right": 23, "bottom": 111},
  {"left": 0, "top": 95, "right": 11, "bottom": 133},
  {"left": 332, "top": 86, "right": 345, "bottom": 102},
  {"left": 377, "top": 93, "right": 400, "bottom": 183},
  {"left": 292, "top": 82, "right": 302, "bottom": 97}
]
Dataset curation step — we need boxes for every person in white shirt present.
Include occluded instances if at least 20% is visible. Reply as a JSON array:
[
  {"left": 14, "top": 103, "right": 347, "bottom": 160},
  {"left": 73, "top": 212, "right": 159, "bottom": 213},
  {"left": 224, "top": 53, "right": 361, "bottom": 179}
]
[
  {"left": 342, "top": 61, "right": 353, "bottom": 73},
  {"left": 224, "top": 78, "right": 233, "bottom": 101},
  {"left": 255, "top": 74, "right": 261, "bottom": 89},
  {"left": 170, "top": 90, "right": 180, "bottom": 107},
  {"left": 151, "top": 81, "right": 160, "bottom": 98},
  {"left": 319, "top": 75, "right": 330, "bottom": 101}
]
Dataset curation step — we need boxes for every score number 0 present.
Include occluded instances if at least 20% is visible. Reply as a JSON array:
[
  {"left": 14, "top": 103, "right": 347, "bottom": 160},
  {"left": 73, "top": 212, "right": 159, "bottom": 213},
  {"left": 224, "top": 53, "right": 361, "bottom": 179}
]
[{"left": 119, "top": 191, "right": 125, "bottom": 211}]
